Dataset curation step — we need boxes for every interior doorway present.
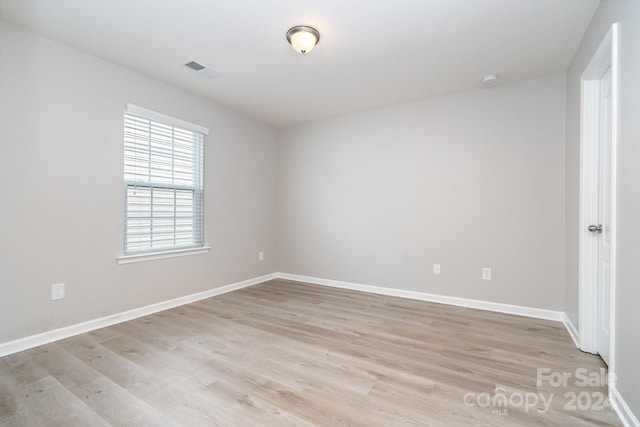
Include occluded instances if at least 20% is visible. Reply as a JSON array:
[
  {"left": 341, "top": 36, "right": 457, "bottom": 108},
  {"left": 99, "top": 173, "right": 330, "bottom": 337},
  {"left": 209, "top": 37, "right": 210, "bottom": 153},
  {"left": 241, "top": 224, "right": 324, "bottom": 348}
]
[{"left": 579, "top": 24, "right": 618, "bottom": 370}]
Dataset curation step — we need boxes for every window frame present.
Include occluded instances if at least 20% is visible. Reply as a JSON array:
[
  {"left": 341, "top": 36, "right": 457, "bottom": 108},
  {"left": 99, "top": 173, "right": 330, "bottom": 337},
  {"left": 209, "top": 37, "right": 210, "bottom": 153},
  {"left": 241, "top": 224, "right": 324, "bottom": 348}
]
[{"left": 117, "top": 104, "right": 210, "bottom": 264}]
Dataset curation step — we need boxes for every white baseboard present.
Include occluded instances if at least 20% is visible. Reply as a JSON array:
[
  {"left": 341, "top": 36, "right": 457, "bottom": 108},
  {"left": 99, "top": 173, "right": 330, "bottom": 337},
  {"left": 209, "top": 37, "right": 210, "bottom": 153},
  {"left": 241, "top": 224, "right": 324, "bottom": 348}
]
[
  {"left": 611, "top": 386, "right": 640, "bottom": 427},
  {"left": 3, "top": 270, "right": 636, "bottom": 426},
  {"left": 0, "top": 273, "right": 277, "bottom": 358},
  {"left": 276, "top": 273, "right": 564, "bottom": 322},
  {"left": 562, "top": 313, "right": 580, "bottom": 348},
  {"left": 0, "top": 271, "right": 571, "bottom": 356}
]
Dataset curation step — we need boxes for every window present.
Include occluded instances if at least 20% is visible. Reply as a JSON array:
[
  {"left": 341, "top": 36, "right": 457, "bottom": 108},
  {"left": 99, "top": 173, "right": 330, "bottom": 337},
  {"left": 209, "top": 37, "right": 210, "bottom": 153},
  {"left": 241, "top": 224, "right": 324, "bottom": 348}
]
[{"left": 123, "top": 104, "right": 208, "bottom": 255}]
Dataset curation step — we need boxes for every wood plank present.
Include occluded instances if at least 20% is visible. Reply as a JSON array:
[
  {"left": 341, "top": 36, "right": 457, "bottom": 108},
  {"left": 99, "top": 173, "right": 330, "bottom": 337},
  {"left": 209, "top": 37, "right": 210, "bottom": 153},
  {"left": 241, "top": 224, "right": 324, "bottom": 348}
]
[{"left": 0, "top": 279, "right": 621, "bottom": 426}]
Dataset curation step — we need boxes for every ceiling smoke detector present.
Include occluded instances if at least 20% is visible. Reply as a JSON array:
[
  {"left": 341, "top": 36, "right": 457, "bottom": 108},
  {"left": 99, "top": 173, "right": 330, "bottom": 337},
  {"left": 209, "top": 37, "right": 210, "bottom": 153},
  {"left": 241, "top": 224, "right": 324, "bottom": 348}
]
[
  {"left": 182, "top": 60, "right": 221, "bottom": 79},
  {"left": 482, "top": 74, "right": 498, "bottom": 87}
]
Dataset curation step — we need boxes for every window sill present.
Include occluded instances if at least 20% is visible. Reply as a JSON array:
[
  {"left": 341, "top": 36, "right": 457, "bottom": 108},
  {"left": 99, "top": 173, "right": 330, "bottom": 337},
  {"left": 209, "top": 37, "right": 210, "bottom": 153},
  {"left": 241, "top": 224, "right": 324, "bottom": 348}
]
[{"left": 117, "top": 246, "right": 211, "bottom": 265}]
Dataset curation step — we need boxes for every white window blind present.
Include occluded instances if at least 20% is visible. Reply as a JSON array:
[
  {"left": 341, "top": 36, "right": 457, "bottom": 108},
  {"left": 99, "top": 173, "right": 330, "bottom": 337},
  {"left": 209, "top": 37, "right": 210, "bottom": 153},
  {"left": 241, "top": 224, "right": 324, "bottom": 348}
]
[{"left": 124, "top": 105, "right": 207, "bottom": 254}]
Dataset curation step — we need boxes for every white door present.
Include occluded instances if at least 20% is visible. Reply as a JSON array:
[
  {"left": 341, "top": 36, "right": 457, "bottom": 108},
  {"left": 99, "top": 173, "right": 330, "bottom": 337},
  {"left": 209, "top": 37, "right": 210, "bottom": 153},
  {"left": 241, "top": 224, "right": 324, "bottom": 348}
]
[
  {"left": 595, "top": 65, "right": 612, "bottom": 366},
  {"left": 578, "top": 23, "right": 617, "bottom": 364}
]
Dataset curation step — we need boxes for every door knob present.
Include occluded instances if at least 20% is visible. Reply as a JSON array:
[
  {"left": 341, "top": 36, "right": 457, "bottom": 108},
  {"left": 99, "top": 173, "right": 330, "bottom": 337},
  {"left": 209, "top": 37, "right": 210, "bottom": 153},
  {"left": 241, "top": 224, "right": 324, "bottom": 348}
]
[{"left": 588, "top": 224, "right": 603, "bottom": 233}]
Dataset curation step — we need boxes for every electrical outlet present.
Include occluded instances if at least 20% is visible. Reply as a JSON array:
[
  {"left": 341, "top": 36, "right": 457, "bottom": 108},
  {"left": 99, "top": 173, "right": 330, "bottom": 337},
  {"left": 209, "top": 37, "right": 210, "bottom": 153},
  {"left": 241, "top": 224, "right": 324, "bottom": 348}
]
[
  {"left": 433, "top": 264, "right": 441, "bottom": 275},
  {"left": 482, "top": 268, "right": 492, "bottom": 281},
  {"left": 258, "top": 251, "right": 264, "bottom": 262},
  {"left": 51, "top": 283, "right": 65, "bottom": 300}
]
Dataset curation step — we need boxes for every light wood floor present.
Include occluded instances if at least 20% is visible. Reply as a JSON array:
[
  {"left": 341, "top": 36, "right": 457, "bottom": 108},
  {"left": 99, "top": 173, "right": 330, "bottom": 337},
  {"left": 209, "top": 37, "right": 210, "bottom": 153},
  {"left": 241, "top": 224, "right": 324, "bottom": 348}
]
[{"left": 0, "top": 279, "right": 620, "bottom": 426}]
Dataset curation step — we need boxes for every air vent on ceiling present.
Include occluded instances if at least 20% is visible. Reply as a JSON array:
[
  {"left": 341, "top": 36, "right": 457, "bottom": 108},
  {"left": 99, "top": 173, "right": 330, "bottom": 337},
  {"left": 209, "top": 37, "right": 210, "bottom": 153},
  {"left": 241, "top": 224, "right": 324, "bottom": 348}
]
[
  {"left": 182, "top": 59, "right": 222, "bottom": 79},
  {"left": 185, "top": 61, "right": 205, "bottom": 71}
]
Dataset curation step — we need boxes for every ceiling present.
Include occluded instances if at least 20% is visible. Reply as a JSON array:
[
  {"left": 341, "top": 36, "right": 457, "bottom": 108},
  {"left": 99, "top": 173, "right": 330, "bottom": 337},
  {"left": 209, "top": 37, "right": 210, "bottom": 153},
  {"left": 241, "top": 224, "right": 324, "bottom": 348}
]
[{"left": 0, "top": 0, "right": 599, "bottom": 127}]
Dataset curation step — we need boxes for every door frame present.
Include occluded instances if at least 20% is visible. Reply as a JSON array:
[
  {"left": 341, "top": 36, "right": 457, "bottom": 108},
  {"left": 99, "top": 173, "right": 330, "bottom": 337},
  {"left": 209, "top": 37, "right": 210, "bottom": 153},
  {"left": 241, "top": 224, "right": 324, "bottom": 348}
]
[{"left": 578, "top": 23, "right": 618, "bottom": 373}]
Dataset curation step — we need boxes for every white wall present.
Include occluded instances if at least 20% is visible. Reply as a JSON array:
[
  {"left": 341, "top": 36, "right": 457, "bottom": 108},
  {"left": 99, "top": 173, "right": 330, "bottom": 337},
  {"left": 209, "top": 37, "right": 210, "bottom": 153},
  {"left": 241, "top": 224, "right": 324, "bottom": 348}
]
[
  {"left": 0, "top": 22, "right": 279, "bottom": 343},
  {"left": 564, "top": 0, "right": 640, "bottom": 420},
  {"left": 277, "top": 74, "right": 566, "bottom": 310}
]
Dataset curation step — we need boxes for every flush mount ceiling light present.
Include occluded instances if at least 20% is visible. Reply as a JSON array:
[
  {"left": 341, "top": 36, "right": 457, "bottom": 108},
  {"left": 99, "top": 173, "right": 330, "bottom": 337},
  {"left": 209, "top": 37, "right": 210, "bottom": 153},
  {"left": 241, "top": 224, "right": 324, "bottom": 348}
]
[{"left": 286, "top": 25, "right": 320, "bottom": 54}]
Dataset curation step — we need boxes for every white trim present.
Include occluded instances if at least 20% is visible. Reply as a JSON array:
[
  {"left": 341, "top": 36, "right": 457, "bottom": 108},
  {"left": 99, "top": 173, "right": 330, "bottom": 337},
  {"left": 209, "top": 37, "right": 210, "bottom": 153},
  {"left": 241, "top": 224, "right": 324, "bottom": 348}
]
[
  {"left": 276, "top": 273, "right": 564, "bottom": 321},
  {"left": 3, "top": 270, "right": 633, "bottom": 424},
  {"left": 578, "top": 23, "right": 618, "bottom": 359},
  {"left": 125, "top": 103, "right": 209, "bottom": 135},
  {"left": 611, "top": 386, "right": 640, "bottom": 427},
  {"left": 0, "top": 273, "right": 277, "bottom": 358},
  {"left": 562, "top": 313, "right": 580, "bottom": 348},
  {"left": 609, "top": 21, "right": 619, "bottom": 397},
  {"left": 117, "top": 246, "right": 211, "bottom": 264}
]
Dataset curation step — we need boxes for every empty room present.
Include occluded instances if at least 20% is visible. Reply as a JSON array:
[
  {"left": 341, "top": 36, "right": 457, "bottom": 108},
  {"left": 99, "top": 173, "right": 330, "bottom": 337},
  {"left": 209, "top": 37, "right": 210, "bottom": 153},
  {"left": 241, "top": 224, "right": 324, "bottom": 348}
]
[{"left": 1, "top": 0, "right": 639, "bottom": 426}]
